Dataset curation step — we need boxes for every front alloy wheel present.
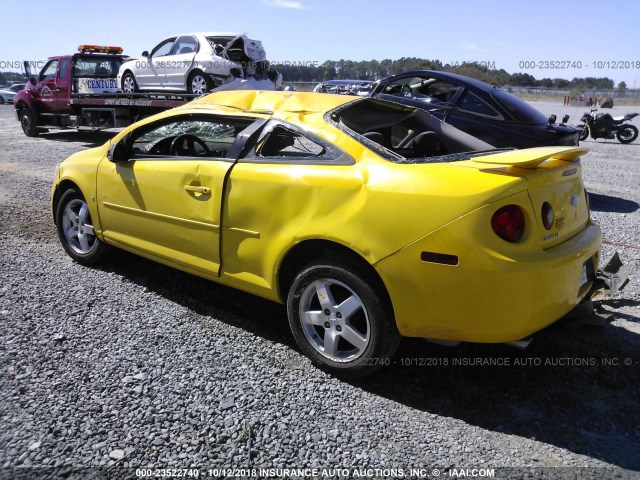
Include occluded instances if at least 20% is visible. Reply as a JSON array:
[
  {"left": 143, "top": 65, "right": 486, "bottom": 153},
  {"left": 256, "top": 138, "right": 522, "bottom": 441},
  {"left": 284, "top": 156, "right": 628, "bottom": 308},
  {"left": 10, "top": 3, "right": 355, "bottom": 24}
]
[
  {"left": 56, "top": 188, "right": 106, "bottom": 265},
  {"left": 122, "top": 73, "right": 138, "bottom": 94},
  {"left": 287, "top": 261, "right": 400, "bottom": 377}
]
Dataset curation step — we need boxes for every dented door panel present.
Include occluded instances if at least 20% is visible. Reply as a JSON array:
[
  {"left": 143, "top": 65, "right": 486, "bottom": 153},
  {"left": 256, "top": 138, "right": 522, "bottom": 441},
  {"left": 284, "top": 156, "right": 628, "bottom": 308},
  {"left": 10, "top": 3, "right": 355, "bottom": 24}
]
[{"left": 96, "top": 158, "right": 231, "bottom": 276}]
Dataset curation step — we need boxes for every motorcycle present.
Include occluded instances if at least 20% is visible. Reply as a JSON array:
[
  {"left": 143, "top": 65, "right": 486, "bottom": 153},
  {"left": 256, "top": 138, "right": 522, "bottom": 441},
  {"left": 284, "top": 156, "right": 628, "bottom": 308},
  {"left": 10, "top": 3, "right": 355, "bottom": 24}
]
[{"left": 576, "top": 109, "right": 639, "bottom": 144}]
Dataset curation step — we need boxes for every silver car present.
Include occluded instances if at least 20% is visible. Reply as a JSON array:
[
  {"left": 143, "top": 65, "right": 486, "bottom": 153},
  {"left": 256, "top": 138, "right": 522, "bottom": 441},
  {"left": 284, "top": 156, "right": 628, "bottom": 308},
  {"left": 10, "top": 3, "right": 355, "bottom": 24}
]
[
  {"left": 0, "top": 89, "right": 16, "bottom": 105},
  {"left": 117, "top": 32, "right": 272, "bottom": 95}
]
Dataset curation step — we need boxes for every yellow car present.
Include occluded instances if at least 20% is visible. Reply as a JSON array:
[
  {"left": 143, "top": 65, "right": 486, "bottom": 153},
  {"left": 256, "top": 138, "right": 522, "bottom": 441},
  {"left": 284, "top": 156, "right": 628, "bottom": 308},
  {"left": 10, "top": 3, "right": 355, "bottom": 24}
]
[{"left": 52, "top": 90, "right": 601, "bottom": 377}]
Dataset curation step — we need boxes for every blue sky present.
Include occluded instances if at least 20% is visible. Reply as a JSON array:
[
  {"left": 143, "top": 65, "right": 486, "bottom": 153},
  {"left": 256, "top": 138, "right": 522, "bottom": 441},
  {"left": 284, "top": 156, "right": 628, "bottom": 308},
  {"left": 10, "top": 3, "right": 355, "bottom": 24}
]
[{"left": 1, "top": 0, "right": 639, "bottom": 86}]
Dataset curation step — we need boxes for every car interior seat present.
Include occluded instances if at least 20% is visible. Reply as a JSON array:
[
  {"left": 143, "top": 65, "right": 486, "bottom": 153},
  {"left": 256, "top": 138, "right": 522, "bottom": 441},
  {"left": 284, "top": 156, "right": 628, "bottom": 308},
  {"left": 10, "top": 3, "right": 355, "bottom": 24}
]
[
  {"left": 413, "top": 131, "right": 440, "bottom": 157},
  {"left": 362, "top": 131, "right": 384, "bottom": 145}
]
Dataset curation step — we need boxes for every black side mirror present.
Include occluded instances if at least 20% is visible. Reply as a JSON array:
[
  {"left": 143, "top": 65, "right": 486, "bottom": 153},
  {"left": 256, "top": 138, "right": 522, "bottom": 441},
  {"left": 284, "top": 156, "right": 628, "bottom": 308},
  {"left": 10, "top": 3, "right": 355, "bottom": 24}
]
[
  {"left": 29, "top": 77, "right": 37, "bottom": 85},
  {"left": 142, "top": 51, "right": 149, "bottom": 57},
  {"left": 548, "top": 114, "right": 557, "bottom": 124},
  {"left": 23, "top": 61, "right": 33, "bottom": 77},
  {"left": 562, "top": 114, "right": 570, "bottom": 124},
  {"left": 107, "top": 136, "right": 131, "bottom": 163}
]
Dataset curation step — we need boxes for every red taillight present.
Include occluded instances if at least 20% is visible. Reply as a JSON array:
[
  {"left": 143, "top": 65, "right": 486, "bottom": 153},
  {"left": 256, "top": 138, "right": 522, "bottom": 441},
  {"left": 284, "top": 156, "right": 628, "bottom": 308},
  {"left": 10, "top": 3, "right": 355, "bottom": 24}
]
[
  {"left": 491, "top": 205, "right": 525, "bottom": 243},
  {"left": 541, "top": 202, "right": 554, "bottom": 230}
]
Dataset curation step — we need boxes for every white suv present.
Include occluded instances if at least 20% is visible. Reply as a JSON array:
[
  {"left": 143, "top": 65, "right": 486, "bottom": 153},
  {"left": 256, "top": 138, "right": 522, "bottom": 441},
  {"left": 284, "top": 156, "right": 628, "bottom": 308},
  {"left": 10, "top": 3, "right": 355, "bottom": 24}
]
[{"left": 117, "top": 32, "right": 276, "bottom": 95}]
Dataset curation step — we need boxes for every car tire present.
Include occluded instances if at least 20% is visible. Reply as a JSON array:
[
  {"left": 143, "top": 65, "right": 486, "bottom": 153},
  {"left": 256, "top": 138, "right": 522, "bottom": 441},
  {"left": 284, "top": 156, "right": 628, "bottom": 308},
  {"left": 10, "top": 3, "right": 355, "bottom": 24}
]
[
  {"left": 122, "top": 72, "right": 138, "bottom": 94},
  {"left": 20, "top": 107, "right": 39, "bottom": 137},
  {"left": 188, "top": 71, "right": 211, "bottom": 96},
  {"left": 0, "top": 97, "right": 5, "bottom": 105},
  {"left": 286, "top": 259, "right": 401, "bottom": 377},
  {"left": 578, "top": 125, "right": 589, "bottom": 142},
  {"left": 616, "top": 125, "right": 638, "bottom": 144},
  {"left": 55, "top": 188, "right": 107, "bottom": 265}
]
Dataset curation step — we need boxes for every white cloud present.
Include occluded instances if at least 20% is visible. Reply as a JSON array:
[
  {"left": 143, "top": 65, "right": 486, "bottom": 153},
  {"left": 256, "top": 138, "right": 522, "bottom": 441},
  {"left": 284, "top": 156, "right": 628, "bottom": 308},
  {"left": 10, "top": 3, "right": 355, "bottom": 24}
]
[
  {"left": 459, "top": 41, "right": 492, "bottom": 53},
  {"left": 261, "top": 0, "right": 305, "bottom": 8}
]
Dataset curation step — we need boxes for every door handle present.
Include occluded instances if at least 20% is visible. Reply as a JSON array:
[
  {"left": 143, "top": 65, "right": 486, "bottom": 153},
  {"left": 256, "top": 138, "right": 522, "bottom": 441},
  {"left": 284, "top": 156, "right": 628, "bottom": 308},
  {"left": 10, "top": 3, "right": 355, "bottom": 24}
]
[{"left": 184, "top": 185, "right": 211, "bottom": 195}]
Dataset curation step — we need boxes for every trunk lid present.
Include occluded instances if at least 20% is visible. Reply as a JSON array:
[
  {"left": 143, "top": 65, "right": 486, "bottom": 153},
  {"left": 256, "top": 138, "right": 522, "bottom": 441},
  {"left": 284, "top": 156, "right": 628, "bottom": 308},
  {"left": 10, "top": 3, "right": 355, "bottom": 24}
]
[{"left": 464, "top": 147, "right": 590, "bottom": 249}]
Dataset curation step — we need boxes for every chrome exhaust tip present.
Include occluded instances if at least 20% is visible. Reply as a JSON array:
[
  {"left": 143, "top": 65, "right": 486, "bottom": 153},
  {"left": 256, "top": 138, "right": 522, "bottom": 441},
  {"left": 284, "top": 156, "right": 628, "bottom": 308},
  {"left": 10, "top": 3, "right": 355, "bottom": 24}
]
[{"left": 505, "top": 336, "right": 533, "bottom": 350}]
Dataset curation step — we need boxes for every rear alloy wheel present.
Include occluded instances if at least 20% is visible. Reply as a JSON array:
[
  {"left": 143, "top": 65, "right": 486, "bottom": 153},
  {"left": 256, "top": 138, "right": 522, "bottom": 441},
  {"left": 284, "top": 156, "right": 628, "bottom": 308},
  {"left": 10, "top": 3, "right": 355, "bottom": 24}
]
[
  {"left": 188, "top": 71, "right": 211, "bottom": 96},
  {"left": 122, "top": 72, "right": 138, "bottom": 94},
  {"left": 20, "top": 107, "right": 38, "bottom": 137},
  {"left": 287, "top": 260, "right": 400, "bottom": 377},
  {"left": 616, "top": 125, "right": 638, "bottom": 144},
  {"left": 56, "top": 188, "right": 106, "bottom": 265}
]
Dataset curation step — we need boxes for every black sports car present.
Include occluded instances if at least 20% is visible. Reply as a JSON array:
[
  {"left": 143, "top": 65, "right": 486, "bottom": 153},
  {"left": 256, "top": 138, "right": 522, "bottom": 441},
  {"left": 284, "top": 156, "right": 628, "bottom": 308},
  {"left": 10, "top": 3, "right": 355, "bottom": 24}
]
[
  {"left": 313, "top": 79, "right": 373, "bottom": 96},
  {"left": 370, "top": 70, "right": 579, "bottom": 148}
]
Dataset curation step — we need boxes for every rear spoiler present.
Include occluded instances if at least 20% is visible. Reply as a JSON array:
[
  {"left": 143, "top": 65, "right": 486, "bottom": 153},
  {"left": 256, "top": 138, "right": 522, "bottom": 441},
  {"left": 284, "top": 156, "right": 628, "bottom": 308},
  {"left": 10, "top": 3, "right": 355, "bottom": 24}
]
[{"left": 472, "top": 146, "right": 588, "bottom": 169}]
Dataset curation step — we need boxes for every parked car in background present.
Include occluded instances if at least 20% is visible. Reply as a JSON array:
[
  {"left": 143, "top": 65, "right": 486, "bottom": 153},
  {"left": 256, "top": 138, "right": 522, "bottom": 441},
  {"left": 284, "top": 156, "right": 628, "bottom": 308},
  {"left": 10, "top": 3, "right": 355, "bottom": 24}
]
[
  {"left": 313, "top": 79, "right": 373, "bottom": 96},
  {"left": 51, "top": 90, "right": 603, "bottom": 377},
  {"left": 117, "top": 32, "right": 276, "bottom": 95},
  {"left": 370, "top": 70, "right": 580, "bottom": 148},
  {"left": 0, "top": 88, "right": 16, "bottom": 104},
  {"left": 8, "top": 83, "right": 26, "bottom": 92}
]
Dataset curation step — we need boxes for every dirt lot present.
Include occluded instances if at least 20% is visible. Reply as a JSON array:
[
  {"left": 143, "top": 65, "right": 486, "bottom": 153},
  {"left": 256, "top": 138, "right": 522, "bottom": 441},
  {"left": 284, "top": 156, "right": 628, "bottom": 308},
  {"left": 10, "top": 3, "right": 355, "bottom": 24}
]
[{"left": 0, "top": 100, "right": 639, "bottom": 479}]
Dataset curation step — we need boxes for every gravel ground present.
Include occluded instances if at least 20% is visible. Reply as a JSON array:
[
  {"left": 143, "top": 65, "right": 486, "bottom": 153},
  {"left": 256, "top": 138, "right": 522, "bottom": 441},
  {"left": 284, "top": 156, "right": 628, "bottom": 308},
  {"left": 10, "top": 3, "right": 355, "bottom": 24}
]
[{"left": 0, "top": 101, "right": 639, "bottom": 480}]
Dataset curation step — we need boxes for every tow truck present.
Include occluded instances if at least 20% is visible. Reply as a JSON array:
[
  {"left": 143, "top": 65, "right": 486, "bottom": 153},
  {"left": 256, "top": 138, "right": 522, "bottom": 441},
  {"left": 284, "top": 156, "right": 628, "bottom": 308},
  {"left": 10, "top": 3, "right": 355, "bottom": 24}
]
[{"left": 14, "top": 45, "right": 199, "bottom": 137}]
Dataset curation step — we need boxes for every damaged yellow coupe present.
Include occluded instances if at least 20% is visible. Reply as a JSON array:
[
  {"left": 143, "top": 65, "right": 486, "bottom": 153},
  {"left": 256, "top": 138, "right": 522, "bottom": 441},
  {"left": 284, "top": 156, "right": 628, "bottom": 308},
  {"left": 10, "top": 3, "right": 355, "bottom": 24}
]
[{"left": 52, "top": 90, "right": 602, "bottom": 377}]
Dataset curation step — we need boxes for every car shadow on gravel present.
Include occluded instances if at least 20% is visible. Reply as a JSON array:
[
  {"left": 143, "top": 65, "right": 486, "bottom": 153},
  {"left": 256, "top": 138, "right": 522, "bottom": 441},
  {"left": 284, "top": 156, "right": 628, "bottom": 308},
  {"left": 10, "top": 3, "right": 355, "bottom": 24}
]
[
  {"left": 94, "top": 250, "right": 640, "bottom": 470},
  {"left": 96, "top": 250, "right": 291, "bottom": 344},
  {"left": 588, "top": 192, "right": 639, "bottom": 213},
  {"left": 353, "top": 315, "right": 640, "bottom": 471},
  {"left": 39, "top": 130, "right": 118, "bottom": 148}
]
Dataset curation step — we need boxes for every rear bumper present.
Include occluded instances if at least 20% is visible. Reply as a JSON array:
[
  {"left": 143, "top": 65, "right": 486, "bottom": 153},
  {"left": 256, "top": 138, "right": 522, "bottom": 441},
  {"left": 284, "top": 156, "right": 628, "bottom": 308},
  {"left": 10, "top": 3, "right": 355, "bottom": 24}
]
[{"left": 375, "top": 220, "right": 602, "bottom": 343}]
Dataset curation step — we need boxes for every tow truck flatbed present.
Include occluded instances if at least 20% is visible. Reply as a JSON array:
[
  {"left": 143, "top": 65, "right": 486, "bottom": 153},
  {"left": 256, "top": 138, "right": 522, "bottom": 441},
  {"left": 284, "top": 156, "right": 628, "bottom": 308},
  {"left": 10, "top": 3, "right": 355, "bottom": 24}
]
[
  {"left": 14, "top": 45, "right": 201, "bottom": 136},
  {"left": 69, "top": 92, "right": 200, "bottom": 108}
]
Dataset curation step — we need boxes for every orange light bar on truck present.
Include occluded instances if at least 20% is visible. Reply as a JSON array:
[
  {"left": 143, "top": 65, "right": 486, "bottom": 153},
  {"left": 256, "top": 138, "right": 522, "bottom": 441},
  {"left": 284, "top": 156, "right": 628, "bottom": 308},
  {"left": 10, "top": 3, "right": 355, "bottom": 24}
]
[{"left": 78, "top": 45, "right": 123, "bottom": 54}]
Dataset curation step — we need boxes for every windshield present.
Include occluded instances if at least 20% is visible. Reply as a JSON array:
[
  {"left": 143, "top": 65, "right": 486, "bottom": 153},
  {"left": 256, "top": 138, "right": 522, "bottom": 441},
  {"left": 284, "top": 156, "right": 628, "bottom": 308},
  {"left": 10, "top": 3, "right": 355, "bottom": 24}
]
[
  {"left": 73, "top": 56, "right": 122, "bottom": 78},
  {"left": 491, "top": 89, "right": 548, "bottom": 124}
]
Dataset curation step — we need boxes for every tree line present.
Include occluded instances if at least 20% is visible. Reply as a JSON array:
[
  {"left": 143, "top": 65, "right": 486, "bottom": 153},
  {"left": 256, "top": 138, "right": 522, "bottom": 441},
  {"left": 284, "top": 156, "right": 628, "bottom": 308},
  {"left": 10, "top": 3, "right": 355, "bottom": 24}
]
[
  {"left": 2, "top": 57, "right": 621, "bottom": 90},
  {"left": 274, "top": 58, "right": 619, "bottom": 90}
]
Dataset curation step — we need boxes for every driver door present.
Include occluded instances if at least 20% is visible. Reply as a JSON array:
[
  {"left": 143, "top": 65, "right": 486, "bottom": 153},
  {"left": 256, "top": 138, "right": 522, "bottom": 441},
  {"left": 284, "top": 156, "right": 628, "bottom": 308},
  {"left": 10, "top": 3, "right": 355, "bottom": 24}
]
[
  {"left": 96, "top": 114, "right": 257, "bottom": 277},
  {"left": 34, "top": 59, "right": 59, "bottom": 112},
  {"left": 137, "top": 37, "right": 176, "bottom": 89}
]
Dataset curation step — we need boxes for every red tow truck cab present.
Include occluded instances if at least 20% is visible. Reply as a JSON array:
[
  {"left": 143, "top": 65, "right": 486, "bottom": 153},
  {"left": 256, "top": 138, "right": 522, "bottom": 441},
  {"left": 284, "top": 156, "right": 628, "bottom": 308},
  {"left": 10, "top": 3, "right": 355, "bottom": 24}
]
[{"left": 14, "top": 45, "right": 195, "bottom": 137}]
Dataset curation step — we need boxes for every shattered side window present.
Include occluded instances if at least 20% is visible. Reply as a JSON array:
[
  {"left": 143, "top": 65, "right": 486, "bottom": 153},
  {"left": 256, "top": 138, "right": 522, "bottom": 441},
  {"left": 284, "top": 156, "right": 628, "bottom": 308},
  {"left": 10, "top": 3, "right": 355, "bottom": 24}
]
[
  {"left": 243, "top": 122, "right": 353, "bottom": 165},
  {"left": 207, "top": 36, "right": 235, "bottom": 56},
  {"left": 256, "top": 125, "right": 325, "bottom": 158},
  {"left": 130, "top": 116, "right": 254, "bottom": 158}
]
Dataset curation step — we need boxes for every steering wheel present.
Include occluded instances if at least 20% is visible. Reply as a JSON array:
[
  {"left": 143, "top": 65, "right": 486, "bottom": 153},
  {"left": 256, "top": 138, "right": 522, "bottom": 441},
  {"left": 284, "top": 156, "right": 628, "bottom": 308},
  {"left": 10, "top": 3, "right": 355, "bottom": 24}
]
[{"left": 169, "top": 134, "right": 211, "bottom": 156}]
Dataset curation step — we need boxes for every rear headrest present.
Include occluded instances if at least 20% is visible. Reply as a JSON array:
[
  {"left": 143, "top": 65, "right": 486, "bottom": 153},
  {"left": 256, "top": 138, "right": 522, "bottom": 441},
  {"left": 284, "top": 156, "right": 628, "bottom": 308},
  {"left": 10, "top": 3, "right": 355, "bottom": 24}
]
[
  {"left": 413, "top": 131, "right": 440, "bottom": 157},
  {"left": 362, "top": 131, "right": 384, "bottom": 145}
]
